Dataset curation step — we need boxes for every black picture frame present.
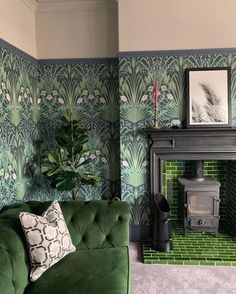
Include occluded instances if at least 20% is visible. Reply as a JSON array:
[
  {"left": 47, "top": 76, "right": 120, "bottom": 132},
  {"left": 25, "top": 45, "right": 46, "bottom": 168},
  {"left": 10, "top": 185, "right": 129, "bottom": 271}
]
[{"left": 186, "top": 67, "right": 231, "bottom": 128}]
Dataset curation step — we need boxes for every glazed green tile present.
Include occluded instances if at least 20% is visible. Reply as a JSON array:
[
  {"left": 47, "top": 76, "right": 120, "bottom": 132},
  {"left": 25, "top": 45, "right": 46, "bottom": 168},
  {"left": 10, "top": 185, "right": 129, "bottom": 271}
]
[
  {"left": 143, "top": 252, "right": 151, "bottom": 256},
  {"left": 157, "top": 253, "right": 174, "bottom": 257},
  {"left": 168, "top": 260, "right": 184, "bottom": 265},
  {"left": 158, "top": 257, "right": 175, "bottom": 260},
  {"left": 174, "top": 257, "right": 190, "bottom": 261},
  {"left": 172, "top": 247, "right": 181, "bottom": 251},
  {"left": 144, "top": 256, "right": 153, "bottom": 259},
  {"left": 185, "top": 254, "right": 200, "bottom": 259},
  {"left": 171, "top": 255, "right": 186, "bottom": 259},
  {"left": 220, "top": 255, "right": 236, "bottom": 258},
  {"left": 215, "top": 262, "right": 232, "bottom": 266},
  {"left": 220, "top": 258, "right": 236, "bottom": 261},
  {"left": 143, "top": 254, "right": 152, "bottom": 258},
  {"left": 219, "top": 250, "right": 236, "bottom": 254},
  {"left": 190, "top": 258, "right": 206, "bottom": 261},
  {"left": 167, "top": 166, "right": 177, "bottom": 171},
  {"left": 155, "top": 260, "right": 168, "bottom": 264},
  {"left": 162, "top": 174, "right": 167, "bottom": 183},
  {"left": 230, "top": 262, "right": 236, "bottom": 266},
  {"left": 200, "top": 255, "right": 214, "bottom": 258},
  {"left": 149, "top": 257, "right": 163, "bottom": 261},
  {"left": 176, "top": 246, "right": 187, "bottom": 249},
  {"left": 162, "top": 187, "right": 167, "bottom": 195},
  {"left": 149, "top": 250, "right": 159, "bottom": 254},
  {"left": 218, "top": 242, "right": 231, "bottom": 250},
  {"left": 200, "top": 261, "right": 216, "bottom": 266},
  {"left": 144, "top": 260, "right": 152, "bottom": 264},
  {"left": 182, "top": 252, "right": 196, "bottom": 256},
  {"left": 183, "top": 261, "right": 201, "bottom": 265}
]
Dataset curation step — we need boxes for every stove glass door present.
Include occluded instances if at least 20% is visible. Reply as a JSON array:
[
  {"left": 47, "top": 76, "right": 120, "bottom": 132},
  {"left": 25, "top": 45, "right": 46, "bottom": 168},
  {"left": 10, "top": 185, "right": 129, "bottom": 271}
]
[{"left": 187, "top": 192, "right": 216, "bottom": 216}]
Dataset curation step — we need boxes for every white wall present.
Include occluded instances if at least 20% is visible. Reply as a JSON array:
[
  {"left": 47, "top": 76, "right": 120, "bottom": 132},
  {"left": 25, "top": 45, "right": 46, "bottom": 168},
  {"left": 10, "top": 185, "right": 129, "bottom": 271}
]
[
  {"left": 36, "top": 2, "right": 118, "bottom": 59},
  {"left": 118, "top": 0, "right": 236, "bottom": 52},
  {"left": 2, "top": 0, "right": 236, "bottom": 59},
  {"left": 0, "top": 0, "right": 37, "bottom": 57}
]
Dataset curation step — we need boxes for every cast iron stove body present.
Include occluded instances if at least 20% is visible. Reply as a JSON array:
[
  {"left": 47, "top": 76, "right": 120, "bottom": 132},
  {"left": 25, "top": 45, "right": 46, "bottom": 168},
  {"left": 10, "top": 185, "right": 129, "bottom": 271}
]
[{"left": 179, "top": 176, "right": 221, "bottom": 235}]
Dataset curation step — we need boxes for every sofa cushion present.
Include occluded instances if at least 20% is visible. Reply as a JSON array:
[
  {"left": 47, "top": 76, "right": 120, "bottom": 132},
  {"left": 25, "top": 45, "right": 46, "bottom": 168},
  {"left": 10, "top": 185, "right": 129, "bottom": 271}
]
[
  {"left": 19, "top": 201, "right": 76, "bottom": 282},
  {"left": 24, "top": 246, "right": 130, "bottom": 294}
]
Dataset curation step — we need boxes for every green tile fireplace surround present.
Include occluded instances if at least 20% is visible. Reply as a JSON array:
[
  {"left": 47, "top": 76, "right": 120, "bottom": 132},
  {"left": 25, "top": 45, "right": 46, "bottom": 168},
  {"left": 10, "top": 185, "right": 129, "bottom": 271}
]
[{"left": 142, "top": 159, "right": 236, "bottom": 266}]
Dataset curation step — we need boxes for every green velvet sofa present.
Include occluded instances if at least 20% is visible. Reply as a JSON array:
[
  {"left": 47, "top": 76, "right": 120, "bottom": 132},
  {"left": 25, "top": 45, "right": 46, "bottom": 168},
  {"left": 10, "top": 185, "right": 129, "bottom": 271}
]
[{"left": 0, "top": 200, "right": 130, "bottom": 294}]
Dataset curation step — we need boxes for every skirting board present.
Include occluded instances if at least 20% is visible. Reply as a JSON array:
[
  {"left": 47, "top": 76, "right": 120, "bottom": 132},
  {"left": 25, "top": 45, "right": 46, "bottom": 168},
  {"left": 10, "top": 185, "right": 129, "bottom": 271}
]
[{"left": 130, "top": 225, "right": 150, "bottom": 242}]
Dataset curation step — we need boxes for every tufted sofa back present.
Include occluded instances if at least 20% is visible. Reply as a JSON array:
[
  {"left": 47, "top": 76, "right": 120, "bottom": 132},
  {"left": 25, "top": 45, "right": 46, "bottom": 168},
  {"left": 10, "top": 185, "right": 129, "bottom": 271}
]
[
  {"left": 66, "top": 200, "right": 130, "bottom": 249},
  {"left": 0, "top": 200, "right": 130, "bottom": 294},
  {"left": 28, "top": 200, "right": 130, "bottom": 250}
]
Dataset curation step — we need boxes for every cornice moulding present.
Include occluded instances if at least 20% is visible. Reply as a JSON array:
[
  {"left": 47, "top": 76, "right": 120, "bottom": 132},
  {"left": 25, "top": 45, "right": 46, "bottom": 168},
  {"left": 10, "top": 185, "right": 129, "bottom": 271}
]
[
  {"left": 23, "top": 0, "right": 38, "bottom": 13},
  {"left": 36, "top": 0, "right": 117, "bottom": 13},
  {"left": 116, "top": 0, "right": 136, "bottom": 2}
]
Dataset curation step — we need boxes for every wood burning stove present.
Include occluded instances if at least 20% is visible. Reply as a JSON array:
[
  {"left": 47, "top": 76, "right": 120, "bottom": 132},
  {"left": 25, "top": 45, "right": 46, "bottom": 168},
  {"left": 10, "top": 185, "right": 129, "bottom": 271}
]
[{"left": 179, "top": 161, "right": 221, "bottom": 235}]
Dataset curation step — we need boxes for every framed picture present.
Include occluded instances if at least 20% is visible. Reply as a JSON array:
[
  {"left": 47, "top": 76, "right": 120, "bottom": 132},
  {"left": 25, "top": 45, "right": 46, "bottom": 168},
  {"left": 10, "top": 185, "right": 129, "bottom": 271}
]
[{"left": 186, "top": 67, "right": 231, "bottom": 128}]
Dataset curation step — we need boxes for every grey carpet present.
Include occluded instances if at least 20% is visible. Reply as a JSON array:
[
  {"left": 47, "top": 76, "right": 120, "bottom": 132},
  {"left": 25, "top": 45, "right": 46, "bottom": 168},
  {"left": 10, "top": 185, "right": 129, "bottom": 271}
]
[{"left": 130, "top": 242, "right": 236, "bottom": 294}]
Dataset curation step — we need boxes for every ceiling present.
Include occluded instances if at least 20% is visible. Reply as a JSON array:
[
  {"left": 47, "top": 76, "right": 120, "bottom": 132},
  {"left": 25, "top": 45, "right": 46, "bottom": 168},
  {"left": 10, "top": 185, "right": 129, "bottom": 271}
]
[{"left": 36, "top": 0, "right": 113, "bottom": 3}]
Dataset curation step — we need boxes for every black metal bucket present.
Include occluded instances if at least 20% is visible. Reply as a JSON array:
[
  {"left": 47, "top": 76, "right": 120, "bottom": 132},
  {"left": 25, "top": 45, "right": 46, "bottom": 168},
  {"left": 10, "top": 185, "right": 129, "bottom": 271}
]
[{"left": 152, "top": 194, "right": 173, "bottom": 252}]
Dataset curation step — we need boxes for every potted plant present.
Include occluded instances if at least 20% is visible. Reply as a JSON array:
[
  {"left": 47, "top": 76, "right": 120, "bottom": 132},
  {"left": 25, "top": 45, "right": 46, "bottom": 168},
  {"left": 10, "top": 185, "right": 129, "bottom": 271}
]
[{"left": 41, "top": 114, "right": 100, "bottom": 200}]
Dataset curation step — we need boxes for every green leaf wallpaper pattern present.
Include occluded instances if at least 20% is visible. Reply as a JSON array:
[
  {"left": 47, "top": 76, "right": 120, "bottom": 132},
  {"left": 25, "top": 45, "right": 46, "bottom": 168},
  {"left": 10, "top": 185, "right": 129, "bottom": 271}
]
[
  {"left": 119, "top": 54, "right": 236, "bottom": 224},
  {"left": 0, "top": 46, "right": 120, "bottom": 208},
  {"left": 2, "top": 43, "right": 236, "bottom": 225}
]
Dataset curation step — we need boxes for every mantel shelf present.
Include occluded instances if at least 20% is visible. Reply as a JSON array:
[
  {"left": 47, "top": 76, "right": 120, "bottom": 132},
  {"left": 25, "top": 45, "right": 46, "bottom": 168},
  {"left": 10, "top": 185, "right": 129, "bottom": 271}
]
[{"left": 145, "top": 127, "right": 236, "bottom": 161}]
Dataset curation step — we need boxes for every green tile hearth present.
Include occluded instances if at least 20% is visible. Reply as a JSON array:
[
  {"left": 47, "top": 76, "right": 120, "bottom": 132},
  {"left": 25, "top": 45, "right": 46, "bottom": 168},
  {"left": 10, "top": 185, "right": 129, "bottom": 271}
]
[{"left": 142, "top": 229, "right": 236, "bottom": 266}]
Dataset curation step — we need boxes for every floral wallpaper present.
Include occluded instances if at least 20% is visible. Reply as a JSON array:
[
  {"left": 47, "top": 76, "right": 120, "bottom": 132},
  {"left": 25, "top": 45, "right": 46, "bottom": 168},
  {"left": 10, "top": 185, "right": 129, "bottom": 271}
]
[
  {"left": 2, "top": 41, "right": 236, "bottom": 226},
  {"left": 0, "top": 45, "right": 119, "bottom": 208}
]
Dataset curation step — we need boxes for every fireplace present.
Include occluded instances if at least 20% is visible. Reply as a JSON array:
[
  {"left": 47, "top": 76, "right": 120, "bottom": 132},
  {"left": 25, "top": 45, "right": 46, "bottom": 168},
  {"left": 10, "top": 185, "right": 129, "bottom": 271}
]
[{"left": 146, "top": 128, "right": 236, "bottom": 247}]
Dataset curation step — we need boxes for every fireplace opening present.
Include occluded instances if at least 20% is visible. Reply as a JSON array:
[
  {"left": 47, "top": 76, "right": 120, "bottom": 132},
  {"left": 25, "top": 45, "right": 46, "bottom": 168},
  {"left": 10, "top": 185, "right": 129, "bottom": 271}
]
[{"left": 179, "top": 160, "right": 221, "bottom": 235}]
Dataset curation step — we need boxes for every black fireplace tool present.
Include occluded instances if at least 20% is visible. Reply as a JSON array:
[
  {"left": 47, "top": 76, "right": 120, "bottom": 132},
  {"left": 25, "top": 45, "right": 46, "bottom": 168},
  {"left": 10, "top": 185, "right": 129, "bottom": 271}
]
[{"left": 152, "top": 193, "right": 173, "bottom": 252}]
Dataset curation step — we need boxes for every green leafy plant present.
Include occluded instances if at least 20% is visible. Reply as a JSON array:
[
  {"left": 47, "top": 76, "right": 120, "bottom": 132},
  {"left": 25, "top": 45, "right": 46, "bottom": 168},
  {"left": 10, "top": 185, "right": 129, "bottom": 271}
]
[{"left": 41, "top": 113, "right": 100, "bottom": 200}]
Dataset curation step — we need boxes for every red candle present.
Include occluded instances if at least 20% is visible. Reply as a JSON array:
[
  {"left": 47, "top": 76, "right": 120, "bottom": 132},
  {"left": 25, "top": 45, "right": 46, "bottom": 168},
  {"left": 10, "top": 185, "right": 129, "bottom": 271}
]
[{"left": 154, "top": 81, "right": 160, "bottom": 108}]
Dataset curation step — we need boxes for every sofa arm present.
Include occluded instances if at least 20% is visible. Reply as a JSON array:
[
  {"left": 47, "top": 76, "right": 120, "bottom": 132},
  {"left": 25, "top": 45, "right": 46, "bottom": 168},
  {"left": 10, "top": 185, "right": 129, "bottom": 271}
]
[
  {"left": 0, "top": 249, "right": 27, "bottom": 294},
  {"left": 0, "top": 220, "right": 30, "bottom": 294},
  {"left": 0, "top": 248, "right": 15, "bottom": 294}
]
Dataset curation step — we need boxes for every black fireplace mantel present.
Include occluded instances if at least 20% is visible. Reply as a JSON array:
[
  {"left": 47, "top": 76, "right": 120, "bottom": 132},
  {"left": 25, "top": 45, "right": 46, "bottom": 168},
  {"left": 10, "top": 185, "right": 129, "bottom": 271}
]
[{"left": 146, "top": 127, "right": 236, "bottom": 195}]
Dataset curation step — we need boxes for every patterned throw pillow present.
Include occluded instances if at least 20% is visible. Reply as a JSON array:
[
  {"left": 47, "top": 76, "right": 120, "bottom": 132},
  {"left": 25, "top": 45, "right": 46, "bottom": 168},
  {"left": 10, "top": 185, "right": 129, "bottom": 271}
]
[{"left": 19, "top": 200, "right": 76, "bottom": 282}]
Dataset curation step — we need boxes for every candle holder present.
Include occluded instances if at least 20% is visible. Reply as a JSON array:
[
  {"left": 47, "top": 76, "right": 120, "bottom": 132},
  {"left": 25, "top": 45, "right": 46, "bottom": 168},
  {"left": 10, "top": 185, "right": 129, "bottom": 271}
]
[{"left": 153, "top": 107, "right": 159, "bottom": 129}]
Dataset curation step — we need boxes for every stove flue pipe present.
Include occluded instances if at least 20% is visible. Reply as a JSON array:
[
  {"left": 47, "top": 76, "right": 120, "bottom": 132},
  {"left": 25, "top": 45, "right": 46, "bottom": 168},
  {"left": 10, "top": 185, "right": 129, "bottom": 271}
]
[{"left": 190, "top": 160, "right": 204, "bottom": 181}]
